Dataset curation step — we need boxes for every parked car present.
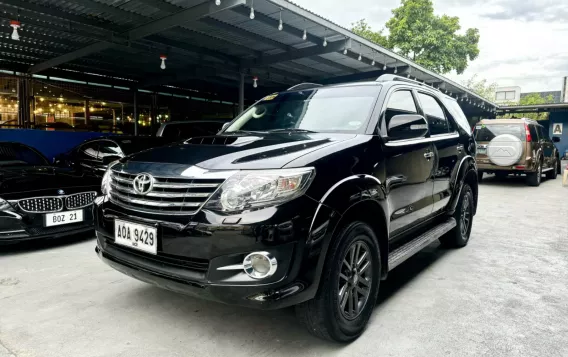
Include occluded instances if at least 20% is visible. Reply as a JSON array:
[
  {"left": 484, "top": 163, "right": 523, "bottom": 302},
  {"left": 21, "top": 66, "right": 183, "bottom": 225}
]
[
  {"left": 94, "top": 75, "right": 478, "bottom": 342},
  {"left": 155, "top": 120, "right": 228, "bottom": 140},
  {"left": 474, "top": 118, "right": 561, "bottom": 186},
  {"left": 54, "top": 136, "right": 175, "bottom": 177},
  {"left": 0, "top": 142, "right": 100, "bottom": 244}
]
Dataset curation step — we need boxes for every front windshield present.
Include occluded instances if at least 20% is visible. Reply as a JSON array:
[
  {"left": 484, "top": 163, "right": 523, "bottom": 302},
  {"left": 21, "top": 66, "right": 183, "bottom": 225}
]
[
  {"left": 225, "top": 85, "right": 381, "bottom": 134},
  {"left": 0, "top": 143, "right": 49, "bottom": 167}
]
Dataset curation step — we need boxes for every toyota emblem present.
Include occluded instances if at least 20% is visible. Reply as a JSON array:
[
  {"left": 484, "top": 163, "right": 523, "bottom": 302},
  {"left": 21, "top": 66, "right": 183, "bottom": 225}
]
[{"left": 132, "top": 173, "right": 154, "bottom": 195}]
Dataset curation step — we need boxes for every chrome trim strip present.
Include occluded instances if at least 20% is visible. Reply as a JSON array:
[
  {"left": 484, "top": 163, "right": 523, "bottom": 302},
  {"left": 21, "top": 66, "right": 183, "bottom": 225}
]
[
  {"left": 0, "top": 229, "right": 26, "bottom": 234},
  {"left": 107, "top": 196, "right": 198, "bottom": 216},
  {"left": 110, "top": 191, "right": 201, "bottom": 208},
  {"left": 216, "top": 264, "right": 244, "bottom": 271},
  {"left": 110, "top": 184, "right": 210, "bottom": 198},
  {"left": 111, "top": 174, "right": 221, "bottom": 189},
  {"left": 385, "top": 132, "right": 460, "bottom": 147}
]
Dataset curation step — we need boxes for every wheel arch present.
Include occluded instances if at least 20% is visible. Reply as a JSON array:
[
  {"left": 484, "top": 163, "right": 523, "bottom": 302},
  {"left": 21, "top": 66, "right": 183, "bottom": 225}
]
[
  {"left": 448, "top": 155, "right": 478, "bottom": 215},
  {"left": 303, "top": 175, "right": 390, "bottom": 300}
]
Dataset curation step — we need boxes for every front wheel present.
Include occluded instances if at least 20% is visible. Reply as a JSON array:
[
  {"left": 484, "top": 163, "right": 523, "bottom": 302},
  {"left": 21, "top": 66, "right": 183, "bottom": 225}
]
[
  {"left": 296, "top": 221, "right": 381, "bottom": 342},
  {"left": 440, "top": 184, "right": 474, "bottom": 248}
]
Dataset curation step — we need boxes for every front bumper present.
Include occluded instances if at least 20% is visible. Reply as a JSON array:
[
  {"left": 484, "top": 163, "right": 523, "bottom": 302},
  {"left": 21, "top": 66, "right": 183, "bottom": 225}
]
[
  {"left": 0, "top": 208, "right": 94, "bottom": 245},
  {"left": 94, "top": 196, "right": 320, "bottom": 309}
]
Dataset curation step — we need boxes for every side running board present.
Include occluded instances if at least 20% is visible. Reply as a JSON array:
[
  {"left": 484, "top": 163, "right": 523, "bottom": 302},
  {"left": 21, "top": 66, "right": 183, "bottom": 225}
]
[{"left": 388, "top": 218, "right": 457, "bottom": 271}]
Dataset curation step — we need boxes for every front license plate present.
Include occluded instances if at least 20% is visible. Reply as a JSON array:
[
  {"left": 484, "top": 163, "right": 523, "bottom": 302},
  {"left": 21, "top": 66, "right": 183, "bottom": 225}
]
[
  {"left": 44, "top": 210, "right": 84, "bottom": 227},
  {"left": 114, "top": 219, "right": 157, "bottom": 255}
]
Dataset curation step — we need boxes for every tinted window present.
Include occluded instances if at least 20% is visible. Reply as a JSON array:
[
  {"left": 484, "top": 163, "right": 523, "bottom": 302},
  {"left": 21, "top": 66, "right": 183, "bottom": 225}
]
[
  {"left": 226, "top": 86, "right": 382, "bottom": 134},
  {"left": 98, "top": 141, "right": 123, "bottom": 159},
  {"left": 536, "top": 125, "right": 547, "bottom": 141},
  {"left": 529, "top": 125, "right": 538, "bottom": 141},
  {"left": 443, "top": 98, "right": 470, "bottom": 133},
  {"left": 0, "top": 144, "right": 49, "bottom": 166},
  {"left": 79, "top": 142, "right": 99, "bottom": 161},
  {"left": 161, "top": 122, "right": 224, "bottom": 139},
  {"left": 418, "top": 93, "right": 448, "bottom": 135},
  {"left": 474, "top": 124, "right": 526, "bottom": 142},
  {"left": 384, "top": 90, "right": 417, "bottom": 129}
]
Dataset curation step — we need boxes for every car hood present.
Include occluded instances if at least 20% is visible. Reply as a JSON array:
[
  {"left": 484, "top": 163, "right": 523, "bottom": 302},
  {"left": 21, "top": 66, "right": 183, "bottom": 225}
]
[
  {"left": 0, "top": 166, "right": 101, "bottom": 200},
  {"left": 123, "top": 132, "right": 360, "bottom": 170}
]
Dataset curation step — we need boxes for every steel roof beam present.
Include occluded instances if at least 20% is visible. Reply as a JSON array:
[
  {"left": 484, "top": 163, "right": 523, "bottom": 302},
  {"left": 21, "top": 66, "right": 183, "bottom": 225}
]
[
  {"left": 28, "top": 0, "right": 246, "bottom": 74},
  {"left": 314, "top": 66, "right": 410, "bottom": 84},
  {"left": 241, "top": 39, "right": 351, "bottom": 68}
]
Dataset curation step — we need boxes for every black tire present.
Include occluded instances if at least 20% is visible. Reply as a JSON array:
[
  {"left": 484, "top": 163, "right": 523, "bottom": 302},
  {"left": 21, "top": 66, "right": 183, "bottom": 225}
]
[
  {"left": 296, "top": 221, "right": 381, "bottom": 343},
  {"left": 546, "top": 158, "right": 558, "bottom": 180},
  {"left": 477, "top": 170, "right": 483, "bottom": 182},
  {"left": 526, "top": 160, "right": 542, "bottom": 186},
  {"left": 439, "top": 184, "right": 474, "bottom": 248}
]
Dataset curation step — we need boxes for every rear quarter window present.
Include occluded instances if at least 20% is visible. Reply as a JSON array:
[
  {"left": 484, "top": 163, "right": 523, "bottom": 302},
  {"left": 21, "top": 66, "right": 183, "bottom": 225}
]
[
  {"left": 474, "top": 124, "right": 526, "bottom": 142},
  {"left": 442, "top": 97, "right": 470, "bottom": 133}
]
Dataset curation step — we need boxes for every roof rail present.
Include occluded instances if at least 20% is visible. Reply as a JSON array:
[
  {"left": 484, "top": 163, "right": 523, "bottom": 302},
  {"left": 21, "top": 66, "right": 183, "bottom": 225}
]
[
  {"left": 287, "top": 83, "right": 323, "bottom": 91},
  {"left": 376, "top": 74, "right": 440, "bottom": 92}
]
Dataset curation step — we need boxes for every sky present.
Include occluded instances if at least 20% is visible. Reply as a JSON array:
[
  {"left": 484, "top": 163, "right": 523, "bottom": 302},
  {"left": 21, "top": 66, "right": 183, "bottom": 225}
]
[{"left": 292, "top": 0, "right": 568, "bottom": 93}]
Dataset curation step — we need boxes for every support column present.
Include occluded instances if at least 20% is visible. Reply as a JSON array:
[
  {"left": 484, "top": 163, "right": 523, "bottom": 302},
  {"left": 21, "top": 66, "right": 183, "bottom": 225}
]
[
  {"left": 17, "top": 77, "right": 31, "bottom": 128},
  {"left": 238, "top": 72, "right": 245, "bottom": 114},
  {"left": 133, "top": 89, "right": 139, "bottom": 136},
  {"left": 85, "top": 98, "right": 90, "bottom": 125},
  {"left": 150, "top": 92, "right": 158, "bottom": 134}
]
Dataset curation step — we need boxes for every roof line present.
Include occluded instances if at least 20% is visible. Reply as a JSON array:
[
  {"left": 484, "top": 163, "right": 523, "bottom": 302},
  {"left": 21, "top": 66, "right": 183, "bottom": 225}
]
[{"left": 267, "top": 0, "right": 498, "bottom": 108}]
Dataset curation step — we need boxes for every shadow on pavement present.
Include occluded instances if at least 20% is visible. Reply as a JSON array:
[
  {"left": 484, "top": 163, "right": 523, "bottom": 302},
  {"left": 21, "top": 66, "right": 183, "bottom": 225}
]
[
  {"left": 0, "top": 231, "right": 95, "bottom": 256},
  {"left": 479, "top": 173, "right": 558, "bottom": 187},
  {"left": 120, "top": 242, "right": 450, "bottom": 348}
]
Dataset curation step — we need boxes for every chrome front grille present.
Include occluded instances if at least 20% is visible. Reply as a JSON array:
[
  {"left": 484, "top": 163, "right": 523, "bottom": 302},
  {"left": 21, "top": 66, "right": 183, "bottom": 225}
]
[
  {"left": 108, "top": 171, "right": 224, "bottom": 215},
  {"left": 65, "top": 192, "right": 97, "bottom": 209},
  {"left": 18, "top": 197, "right": 63, "bottom": 213},
  {"left": 17, "top": 191, "right": 98, "bottom": 213}
]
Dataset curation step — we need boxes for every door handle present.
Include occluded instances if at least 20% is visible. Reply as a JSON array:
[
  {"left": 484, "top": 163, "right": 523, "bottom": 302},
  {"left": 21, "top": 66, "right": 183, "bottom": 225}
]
[{"left": 424, "top": 152, "right": 434, "bottom": 159}]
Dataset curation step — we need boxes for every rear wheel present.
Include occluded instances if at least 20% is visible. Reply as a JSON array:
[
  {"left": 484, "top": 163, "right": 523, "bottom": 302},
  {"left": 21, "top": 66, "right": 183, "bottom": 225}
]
[
  {"left": 546, "top": 158, "right": 558, "bottom": 180},
  {"left": 440, "top": 184, "right": 474, "bottom": 248},
  {"left": 296, "top": 221, "right": 380, "bottom": 342},
  {"left": 526, "top": 161, "right": 542, "bottom": 186}
]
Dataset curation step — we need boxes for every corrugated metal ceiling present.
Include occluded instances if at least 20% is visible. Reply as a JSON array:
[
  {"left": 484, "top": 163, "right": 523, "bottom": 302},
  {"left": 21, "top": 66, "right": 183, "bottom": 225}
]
[{"left": 0, "top": 0, "right": 496, "bottom": 110}]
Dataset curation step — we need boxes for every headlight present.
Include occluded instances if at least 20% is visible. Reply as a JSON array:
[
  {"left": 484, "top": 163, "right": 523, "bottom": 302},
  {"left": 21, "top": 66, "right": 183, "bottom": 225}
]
[
  {"left": 205, "top": 168, "right": 315, "bottom": 213},
  {"left": 101, "top": 160, "right": 120, "bottom": 195}
]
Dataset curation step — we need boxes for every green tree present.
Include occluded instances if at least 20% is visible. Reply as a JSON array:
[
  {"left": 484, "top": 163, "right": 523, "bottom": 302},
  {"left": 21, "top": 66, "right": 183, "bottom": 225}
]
[
  {"left": 351, "top": 19, "right": 390, "bottom": 48},
  {"left": 352, "top": 0, "right": 480, "bottom": 74},
  {"left": 499, "top": 93, "right": 555, "bottom": 120},
  {"left": 463, "top": 74, "right": 498, "bottom": 102}
]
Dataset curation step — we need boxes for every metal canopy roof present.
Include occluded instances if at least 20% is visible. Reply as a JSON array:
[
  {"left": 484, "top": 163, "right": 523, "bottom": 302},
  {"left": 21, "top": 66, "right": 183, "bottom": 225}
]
[
  {"left": 1, "top": 0, "right": 497, "bottom": 114},
  {"left": 498, "top": 103, "right": 568, "bottom": 114}
]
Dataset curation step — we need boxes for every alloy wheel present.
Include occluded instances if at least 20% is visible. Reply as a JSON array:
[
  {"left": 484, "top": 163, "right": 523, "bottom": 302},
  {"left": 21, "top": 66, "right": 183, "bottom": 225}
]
[{"left": 338, "top": 241, "right": 373, "bottom": 320}]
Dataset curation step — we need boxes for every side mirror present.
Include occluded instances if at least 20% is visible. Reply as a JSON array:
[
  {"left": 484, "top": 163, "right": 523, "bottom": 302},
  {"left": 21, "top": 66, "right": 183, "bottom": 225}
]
[
  {"left": 388, "top": 114, "right": 429, "bottom": 141},
  {"left": 221, "top": 122, "right": 230, "bottom": 132},
  {"left": 102, "top": 155, "right": 121, "bottom": 165},
  {"left": 552, "top": 136, "right": 560, "bottom": 143}
]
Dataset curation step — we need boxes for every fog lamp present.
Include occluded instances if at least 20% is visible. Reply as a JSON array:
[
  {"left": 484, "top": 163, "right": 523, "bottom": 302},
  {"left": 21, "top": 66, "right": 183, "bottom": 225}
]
[{"left": 243, "top": 252, "right": 277, "bottom": 279}]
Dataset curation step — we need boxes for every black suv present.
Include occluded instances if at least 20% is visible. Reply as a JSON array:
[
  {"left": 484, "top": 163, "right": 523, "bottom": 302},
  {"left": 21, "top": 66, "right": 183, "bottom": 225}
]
[{"left": 94, "top": 75, "right": 478, "bottom": 342}]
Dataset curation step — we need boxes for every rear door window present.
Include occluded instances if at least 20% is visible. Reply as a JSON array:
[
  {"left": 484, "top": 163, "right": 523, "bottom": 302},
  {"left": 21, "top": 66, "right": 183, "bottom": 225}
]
[
  {"left": 474, "top": 124, "right": 526, "bottom": 142},
  {"left": 417, "top": 93, "right": 448, "bottom": 135}
]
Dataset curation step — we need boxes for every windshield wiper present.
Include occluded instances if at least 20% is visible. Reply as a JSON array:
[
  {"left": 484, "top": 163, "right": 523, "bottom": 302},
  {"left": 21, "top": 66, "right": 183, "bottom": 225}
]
[{"left": 266, "top": 128, "right": 317, "bottom": 133}]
